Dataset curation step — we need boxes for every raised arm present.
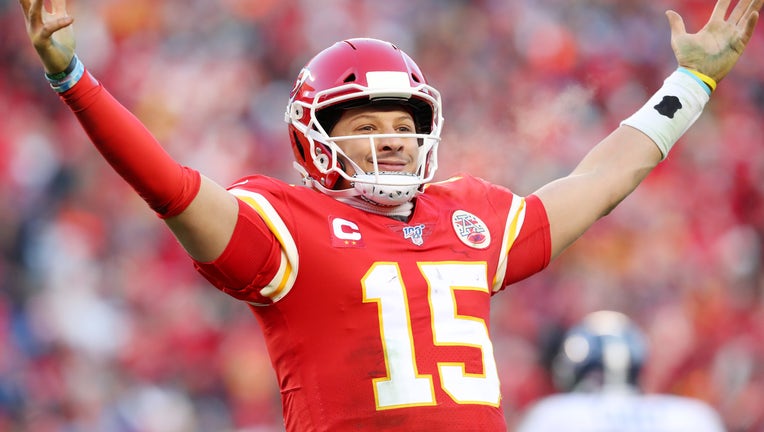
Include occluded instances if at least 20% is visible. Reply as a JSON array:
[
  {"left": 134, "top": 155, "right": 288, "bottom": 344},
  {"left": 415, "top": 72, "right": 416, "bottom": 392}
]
[
  {"left": 19, "top": 0, "right": 239, "bottom": 262},
  {"left": 534, "top": 0, "right": 762, "bottom": 259}
]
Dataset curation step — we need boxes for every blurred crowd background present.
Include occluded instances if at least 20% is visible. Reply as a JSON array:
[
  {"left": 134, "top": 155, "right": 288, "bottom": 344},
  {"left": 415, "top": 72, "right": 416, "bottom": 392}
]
[{"left": 1, "top": 0, "right": 763, "bottom": 430}]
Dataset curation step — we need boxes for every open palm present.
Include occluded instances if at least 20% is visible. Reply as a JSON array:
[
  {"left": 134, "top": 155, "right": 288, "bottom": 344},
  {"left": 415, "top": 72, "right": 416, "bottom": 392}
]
[{"left": 667, "top": 0, "right": 763, "bottom": 82}]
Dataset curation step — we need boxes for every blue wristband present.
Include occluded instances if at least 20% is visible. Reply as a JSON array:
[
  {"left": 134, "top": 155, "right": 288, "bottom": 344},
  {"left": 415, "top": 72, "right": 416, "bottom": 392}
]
[{"left": 45, "top": 54, "right": 85, "bottom": 93}]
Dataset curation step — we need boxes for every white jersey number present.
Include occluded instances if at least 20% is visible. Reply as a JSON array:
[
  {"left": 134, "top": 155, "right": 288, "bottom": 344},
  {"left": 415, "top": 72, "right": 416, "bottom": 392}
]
[{"left": 362, "top": 262, "right": 501, "bottom": 410}]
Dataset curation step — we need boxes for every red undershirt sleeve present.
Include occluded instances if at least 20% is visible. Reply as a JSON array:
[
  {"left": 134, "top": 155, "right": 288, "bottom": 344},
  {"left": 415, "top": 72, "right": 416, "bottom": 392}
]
[{"left": 58, "top": 70, "right": 200, "bottom": 218}]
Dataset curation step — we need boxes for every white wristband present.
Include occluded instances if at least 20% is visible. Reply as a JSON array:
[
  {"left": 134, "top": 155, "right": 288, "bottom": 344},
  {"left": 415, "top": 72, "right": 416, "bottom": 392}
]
[{"left": 620, "top": 69, "right": 710, "bottom": 159}]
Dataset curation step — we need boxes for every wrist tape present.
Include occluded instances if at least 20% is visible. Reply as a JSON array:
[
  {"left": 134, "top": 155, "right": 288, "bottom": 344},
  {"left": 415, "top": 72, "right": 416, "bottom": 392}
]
[{"left": 620, "top": 68, "right": 711, "bottom": 159}]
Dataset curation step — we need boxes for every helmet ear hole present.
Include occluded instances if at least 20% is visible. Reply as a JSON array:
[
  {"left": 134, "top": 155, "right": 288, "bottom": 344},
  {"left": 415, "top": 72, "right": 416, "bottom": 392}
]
[
  {"left": 290, "top": 104, "right": 304, "bottom": 121},
  {"left": 316, "top": 153, "right": 329, "bottom": 170}
]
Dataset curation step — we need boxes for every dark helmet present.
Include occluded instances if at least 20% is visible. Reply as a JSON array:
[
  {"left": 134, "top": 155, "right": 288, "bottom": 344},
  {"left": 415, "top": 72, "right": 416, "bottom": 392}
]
[{"left": 552, "top": 311, "right": 648, "bottom": 393}]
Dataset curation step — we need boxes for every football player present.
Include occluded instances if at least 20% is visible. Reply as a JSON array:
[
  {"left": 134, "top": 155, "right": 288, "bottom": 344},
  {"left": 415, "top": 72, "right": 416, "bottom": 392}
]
[
  {"left": 18, "top": 0, "right": 762, "bottom": 430},
  {"left": 517, "top": 311, "right": 726, "bottom": 432}
]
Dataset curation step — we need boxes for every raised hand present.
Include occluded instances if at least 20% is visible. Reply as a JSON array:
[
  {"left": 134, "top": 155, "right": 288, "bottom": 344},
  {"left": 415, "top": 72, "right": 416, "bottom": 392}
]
[
  {"left": 19, "top": 0, "right": 76, "bottom": 74},
  {"left": 667, "top": 0, "right": 763, "bottom": 83}
]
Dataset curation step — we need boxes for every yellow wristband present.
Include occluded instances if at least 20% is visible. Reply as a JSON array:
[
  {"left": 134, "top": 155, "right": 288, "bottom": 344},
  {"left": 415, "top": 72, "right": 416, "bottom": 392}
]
[{"left": 684, "top": 68, "right": 717, "bottom": 93}]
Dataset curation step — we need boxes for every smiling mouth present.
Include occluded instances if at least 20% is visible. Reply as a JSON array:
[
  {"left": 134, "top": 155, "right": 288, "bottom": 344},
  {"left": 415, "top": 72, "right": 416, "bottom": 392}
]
[
  {"left": 376, "top": 164, "right": 406, "bottom": 172},
  {"left": 370, "top": 158, "right": 409, "bottom": 171}
]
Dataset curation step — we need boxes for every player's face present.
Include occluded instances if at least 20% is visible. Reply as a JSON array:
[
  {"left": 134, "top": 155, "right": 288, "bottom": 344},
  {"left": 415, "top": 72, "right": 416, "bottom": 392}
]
[{"left": 330, "top": 105, "right": 420, "bottom": 182}]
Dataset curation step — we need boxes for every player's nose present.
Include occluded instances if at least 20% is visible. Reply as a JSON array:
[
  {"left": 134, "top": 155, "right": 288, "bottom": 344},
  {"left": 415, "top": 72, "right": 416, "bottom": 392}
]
[{"left": 376, "top": 128, "right": 408, "bottom": 152}]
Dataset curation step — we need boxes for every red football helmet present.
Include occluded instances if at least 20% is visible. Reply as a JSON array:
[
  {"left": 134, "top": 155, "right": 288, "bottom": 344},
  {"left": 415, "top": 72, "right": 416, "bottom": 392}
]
[{"left": 285, "top": 38, "right": 443, "bottom": 206}]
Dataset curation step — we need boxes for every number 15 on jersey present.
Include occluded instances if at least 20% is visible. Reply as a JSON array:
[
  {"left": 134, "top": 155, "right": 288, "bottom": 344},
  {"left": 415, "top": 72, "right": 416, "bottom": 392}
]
[{"left": 362, "top": 261, "right": 501, "bottom": 410}]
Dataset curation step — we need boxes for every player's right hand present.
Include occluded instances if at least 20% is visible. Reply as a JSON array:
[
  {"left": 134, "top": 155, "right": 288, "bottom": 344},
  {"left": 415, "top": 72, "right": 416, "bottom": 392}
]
[{"left": 19, "top": 0, "right": 76, "bottom": 75}]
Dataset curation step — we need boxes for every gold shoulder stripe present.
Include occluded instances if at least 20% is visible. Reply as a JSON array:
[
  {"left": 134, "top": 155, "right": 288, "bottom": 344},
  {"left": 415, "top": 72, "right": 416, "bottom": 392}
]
[
  {"left": 492, "top": 196, "right": 526, "bottom": 292},
  {"left": 231, "top": 189, "right": 299, "bottom": 302}
]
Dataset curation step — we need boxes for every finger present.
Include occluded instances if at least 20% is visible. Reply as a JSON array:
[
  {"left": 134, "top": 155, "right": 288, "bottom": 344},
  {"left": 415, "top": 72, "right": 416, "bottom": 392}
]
[
  {"left": 730, "top": 0, "right": 761, "bottom": 24},
  {"left": 26, "top": 0, "right": 44, "bottom": 24},
  {"left": 40, "top": 15, "right": 73, "bottom": 38},
  {"left": 18, "top": 0, "right": 31, "bottom": 16},
  {"left": 742, "top": 0, "right": 764, "bottom": 25},
  {"left": 741, "top": 11, "right": 760, "bottom": 44},
  {"left": 50, "top": 0, "right": 68, "bottom": 15},
  {"left": 665, "top": 10, "right": 687, "bottom": 37},
  {"left": 711, "top": 0, "right": 733, "bottom": 21}
]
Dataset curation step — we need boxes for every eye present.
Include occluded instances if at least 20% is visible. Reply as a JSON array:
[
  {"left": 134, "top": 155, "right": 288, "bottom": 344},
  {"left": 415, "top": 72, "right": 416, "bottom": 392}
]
[
  {"left": 396, "top": 125, "right": 414, "bottom": 133},
  {"left": 356, "top": 124, "right": 376, "bottom": 133}
]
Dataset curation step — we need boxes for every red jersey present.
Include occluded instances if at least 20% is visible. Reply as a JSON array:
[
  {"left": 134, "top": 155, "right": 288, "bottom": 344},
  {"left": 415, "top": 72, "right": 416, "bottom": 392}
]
[{"left": 195, "top": 174, "right": 551, "bottom": 432}]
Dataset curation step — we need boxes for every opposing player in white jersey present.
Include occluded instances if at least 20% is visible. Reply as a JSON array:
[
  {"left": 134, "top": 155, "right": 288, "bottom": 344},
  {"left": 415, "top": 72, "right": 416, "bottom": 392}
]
[{"left": 517, "top": 311, "right": 726, "bottom": 432}]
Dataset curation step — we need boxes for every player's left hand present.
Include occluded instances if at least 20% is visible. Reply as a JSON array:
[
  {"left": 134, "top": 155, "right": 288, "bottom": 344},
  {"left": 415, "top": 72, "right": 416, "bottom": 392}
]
[{"left": 667, "top": 0, "right": 763, "bottom": 82}]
